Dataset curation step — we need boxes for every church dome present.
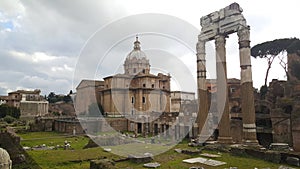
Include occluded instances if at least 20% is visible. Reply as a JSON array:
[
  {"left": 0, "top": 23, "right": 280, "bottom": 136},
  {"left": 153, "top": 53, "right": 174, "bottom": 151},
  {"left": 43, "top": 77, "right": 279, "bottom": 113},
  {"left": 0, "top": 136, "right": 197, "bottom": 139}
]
[
  {"left": 127, "top": 49, "right": 147, "bottom": 59},
  {"left": 0, "top": 148, "right": 12, "bottom": 169},
  {"left": 124, "top": 36, "right": 150, "bottom": 75},
  {"left": 126, "top": 36, "right": 147, "bottom": 59}
]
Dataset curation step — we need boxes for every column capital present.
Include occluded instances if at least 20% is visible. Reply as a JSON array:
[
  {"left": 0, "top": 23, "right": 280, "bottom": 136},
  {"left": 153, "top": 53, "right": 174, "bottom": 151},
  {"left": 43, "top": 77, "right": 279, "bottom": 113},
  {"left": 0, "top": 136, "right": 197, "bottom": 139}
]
[
  {"left": 196, "top": 40, "right": 206, "bottom": 54},
  {"left": 238, "top": 26, "right": 250, "bottom": 40},
  {"left": 238, "top": 26, "right": 250, "bottom": 48},
  {"left": 215, "top": 35, "right": 226, "bottom": 49}
]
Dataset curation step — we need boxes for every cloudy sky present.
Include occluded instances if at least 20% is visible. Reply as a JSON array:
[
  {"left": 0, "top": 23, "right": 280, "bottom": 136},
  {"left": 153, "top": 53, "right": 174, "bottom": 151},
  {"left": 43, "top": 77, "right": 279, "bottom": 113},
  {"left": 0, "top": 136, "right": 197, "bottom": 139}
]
[{"left": 0, "top": 0, "right": 299, "bottom": 95}]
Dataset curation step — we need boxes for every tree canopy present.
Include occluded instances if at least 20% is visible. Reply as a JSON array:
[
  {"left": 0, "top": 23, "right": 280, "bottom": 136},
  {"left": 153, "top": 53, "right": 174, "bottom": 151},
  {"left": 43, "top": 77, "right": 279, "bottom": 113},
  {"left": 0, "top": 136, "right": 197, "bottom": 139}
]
[
  {"left": 251, "top": 38, "right": 300, "bottom": 58},
  {"left": 47, "top": 91, "right": 73, "bottom": 103},
  {"left": 0, "top": 104, "right": 20, "bottom": 119},
  {"left": 251, "top": 38, "right": 300, "bottom": 87}
]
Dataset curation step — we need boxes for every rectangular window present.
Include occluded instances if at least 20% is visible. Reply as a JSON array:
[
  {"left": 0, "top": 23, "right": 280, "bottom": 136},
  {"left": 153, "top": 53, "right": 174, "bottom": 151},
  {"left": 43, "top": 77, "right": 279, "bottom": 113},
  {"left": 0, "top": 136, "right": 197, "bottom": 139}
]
[
  {"left": 230, "top": 87, "right": 236, "bottom": 93},
  {"left": 131, "top": 97, "right": 134, "bottom": 103}
]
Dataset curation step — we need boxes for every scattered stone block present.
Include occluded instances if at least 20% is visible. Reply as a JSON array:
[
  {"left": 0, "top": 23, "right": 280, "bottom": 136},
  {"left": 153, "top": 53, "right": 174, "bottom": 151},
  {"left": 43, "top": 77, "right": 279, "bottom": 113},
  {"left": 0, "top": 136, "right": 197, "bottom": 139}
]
[
  {"left": 200, "top": 153, "right": 221, "bottom": 158},
  {"left": 144, "top": 153, "right": 153, "bottom": 157},
  {"left": 174, "top": 149, "right": 182, "bottom": 153},
  {"left": 103, "top": 148, "right": 111, "bottom": 152},
  {"left": 269, "top": 143, "right": 290, "bottom": 151},
  {"left": 128, "top": 155, "right": 153, "bottom": 163},
  {"left": 23, "top": 146, "right": 31, "bottom": 150},
  {"left": 189, "top": 167, "right": 204, "bottom": 169},
  {"left": 278, "top": 165, "right": 296, "bottom": 169},
  {"left": 183, "top": 157, "right": 226, "bottom": 166},
  {"left": 143, "top": 162, "right": 161, "bottom": 168},
  {"left": 204, "top": 159, "right": 226, "bottom": 166},
  {"left": 183, "top": 157, "right": 207, "bottom": 164},
  {"left": 181, "top": 149, "right": 201, "bottom": 155},
  {"left": 286, "top": 157, "right": 300, "bottom": 167}
]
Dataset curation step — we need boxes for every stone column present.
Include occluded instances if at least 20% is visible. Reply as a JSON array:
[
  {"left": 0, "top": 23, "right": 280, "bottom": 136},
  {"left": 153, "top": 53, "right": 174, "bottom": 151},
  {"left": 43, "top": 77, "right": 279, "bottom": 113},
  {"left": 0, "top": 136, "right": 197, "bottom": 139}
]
[
  {"left": 134, "top": 123, "right": 138, "bottom": 136},
  {"left": 157, "top": 121, "right": 161, "bottom": 134},
  {"left": 178, "top": 112, "right": 184, "bottom": 139},
  {"left": 238, "top": 27, "right": 258, "bottom": 145},
  {"left": 196, "top": 38, "right": 210, "bottom": 143},
  {"left": 163, "top": 124, "right": 167, "bottom": 138},
  {"left": 215, "top": 35, "right": 233, "bottom": 144},
  {"left": 170, "top": 123, "right": 176, "bottom": 142},
  {"left": 190, "top": 113, "right": 197, "bottom": 137}
]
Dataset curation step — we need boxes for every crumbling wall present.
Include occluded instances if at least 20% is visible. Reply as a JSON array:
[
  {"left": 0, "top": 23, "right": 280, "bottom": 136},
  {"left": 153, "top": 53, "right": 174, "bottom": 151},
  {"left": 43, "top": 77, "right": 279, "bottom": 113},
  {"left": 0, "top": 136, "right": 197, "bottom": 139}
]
[{"left": 0, "top": 129, "right": 41, "bottom": 169}]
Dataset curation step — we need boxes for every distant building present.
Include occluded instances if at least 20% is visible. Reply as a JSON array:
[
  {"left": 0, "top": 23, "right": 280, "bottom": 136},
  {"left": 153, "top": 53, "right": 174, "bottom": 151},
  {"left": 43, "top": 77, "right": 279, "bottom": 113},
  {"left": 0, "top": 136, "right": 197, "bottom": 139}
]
[
  {"left": 1, "top": 89, "right": 48, "bottom": 118},
  {"left": 75, "top": 80, "right": 104, "bottom": 115},
  {"left": 171, "top": 91, "right": 195, "bottom": 112},
  {"left": 0, "top": 96, "right": 8, "bottom": 105},
  {"left": 76, "top": 37, "right": 173, "bottom": 117},
  {"left": 75, "top": 37, "right": 194, "bottom": 136}
]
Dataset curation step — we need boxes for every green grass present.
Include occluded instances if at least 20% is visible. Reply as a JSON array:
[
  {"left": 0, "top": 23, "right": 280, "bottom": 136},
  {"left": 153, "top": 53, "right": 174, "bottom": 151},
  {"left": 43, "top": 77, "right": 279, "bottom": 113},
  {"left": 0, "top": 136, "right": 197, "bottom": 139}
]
[
  {"left": 19, "top": 132, "right": 89, "bottom": 150},
  {"left": 18, "top": 131, "right": 64, "bottom": 139},
  {"left": 18, "top": 132, "right": 299, "bottom": 169},
  {"left": 26, "top": 148, "right": 115, "bottom": 169}
]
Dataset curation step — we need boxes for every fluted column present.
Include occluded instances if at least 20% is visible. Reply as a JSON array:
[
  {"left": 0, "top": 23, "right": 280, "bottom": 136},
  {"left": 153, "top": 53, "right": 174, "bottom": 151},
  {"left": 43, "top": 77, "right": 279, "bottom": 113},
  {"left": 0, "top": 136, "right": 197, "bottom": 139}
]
[
  {"left": 215, "top": 35, "right": 233, "bottom": 144},
  {"left": 196, "top": 38, "right": 210, "bottom": 142},
  {"left": 238, "top": 27, "right": 258, "bottom": 145}
]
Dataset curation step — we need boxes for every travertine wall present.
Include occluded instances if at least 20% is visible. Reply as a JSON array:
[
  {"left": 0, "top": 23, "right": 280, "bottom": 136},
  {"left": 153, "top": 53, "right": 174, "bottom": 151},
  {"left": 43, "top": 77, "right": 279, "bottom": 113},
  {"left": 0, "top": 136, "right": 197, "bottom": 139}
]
[
  {"left": 75, "top": 80, "right": 104, "bottom": 115},
  {"left": 171, "top": 91, "right": 195, "bottom": 112},
  {"left": 20, "top": 101, "right": 48, "bottom": 118}
]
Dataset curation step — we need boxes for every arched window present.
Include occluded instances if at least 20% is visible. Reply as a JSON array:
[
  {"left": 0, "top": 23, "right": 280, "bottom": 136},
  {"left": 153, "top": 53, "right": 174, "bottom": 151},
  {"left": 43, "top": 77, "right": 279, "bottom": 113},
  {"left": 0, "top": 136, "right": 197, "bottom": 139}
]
[{"left": 142, "top": 97, "right": 146, "bottom": 103}]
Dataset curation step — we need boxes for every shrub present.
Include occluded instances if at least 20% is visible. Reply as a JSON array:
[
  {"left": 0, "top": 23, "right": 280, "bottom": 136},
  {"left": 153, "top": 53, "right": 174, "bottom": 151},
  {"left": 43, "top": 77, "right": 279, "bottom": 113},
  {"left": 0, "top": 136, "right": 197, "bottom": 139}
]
[{"left": 3, "top": 115, "right": 16, "bottom": 124}]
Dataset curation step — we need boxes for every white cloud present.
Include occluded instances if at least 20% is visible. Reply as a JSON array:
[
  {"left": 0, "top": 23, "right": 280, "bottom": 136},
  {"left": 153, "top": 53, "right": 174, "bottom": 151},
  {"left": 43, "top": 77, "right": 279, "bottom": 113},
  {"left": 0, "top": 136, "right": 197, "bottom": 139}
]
[
  {"left": 32, "top": 52, "right": 56, "bottom": 62},
  {"left": 9, "top": 50, "right": 73, "bottom": 65}
]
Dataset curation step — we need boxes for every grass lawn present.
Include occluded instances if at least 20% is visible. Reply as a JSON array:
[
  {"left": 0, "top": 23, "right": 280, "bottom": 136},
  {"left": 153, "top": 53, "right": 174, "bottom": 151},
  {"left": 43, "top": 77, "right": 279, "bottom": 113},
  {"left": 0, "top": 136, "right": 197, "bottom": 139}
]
[
  {"left": 18, "top": 131, "right": 298, "bottom": 169},
  {"left": 19, "top": 132, "right": 89, "bottom": 150}
]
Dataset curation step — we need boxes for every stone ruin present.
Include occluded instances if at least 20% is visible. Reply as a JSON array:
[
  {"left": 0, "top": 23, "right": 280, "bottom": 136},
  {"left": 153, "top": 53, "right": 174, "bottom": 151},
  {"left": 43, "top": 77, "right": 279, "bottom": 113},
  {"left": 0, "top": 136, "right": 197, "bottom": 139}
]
[
  {"left": 0, "top": 147, "right": 12, "bottom": 169},
  {"left": 196, "top": 2, "right": 258, "bottom": 145}
]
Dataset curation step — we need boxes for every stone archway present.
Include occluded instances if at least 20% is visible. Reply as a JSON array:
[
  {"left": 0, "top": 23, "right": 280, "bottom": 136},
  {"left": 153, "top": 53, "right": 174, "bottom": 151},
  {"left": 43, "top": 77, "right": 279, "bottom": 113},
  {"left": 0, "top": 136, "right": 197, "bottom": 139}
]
[{"left": 196, "top": 3, "right": 258, "bottom": 145}]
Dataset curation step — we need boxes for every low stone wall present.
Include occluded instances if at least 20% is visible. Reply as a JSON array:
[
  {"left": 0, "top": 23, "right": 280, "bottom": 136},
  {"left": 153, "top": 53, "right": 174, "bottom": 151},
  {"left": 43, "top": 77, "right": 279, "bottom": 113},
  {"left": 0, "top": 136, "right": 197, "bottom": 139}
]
[
  {"left": 54, "top": 120, "right": 84, "bottom": 134},
  {"left": 30, "top": 117, "right": 128, "bottom": 135},
  {"left": 30, "top": 118, "right": 55, "bottom": 132},
  {"left": 230, "top": 146, "right": 300, "bottom": 166}
]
